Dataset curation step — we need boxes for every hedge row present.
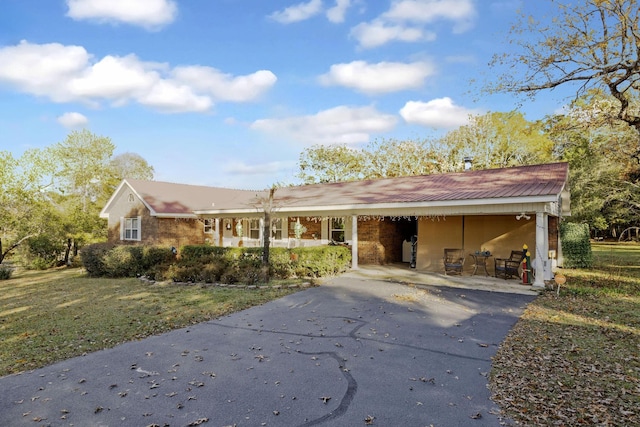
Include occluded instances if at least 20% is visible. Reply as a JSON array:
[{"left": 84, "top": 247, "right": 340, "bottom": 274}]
[
  {"left": 80, "top": 244, "right": 351, "bottom": 284},
  {"left": 560, "top": 222, "right": 593, "bottom": 268}
]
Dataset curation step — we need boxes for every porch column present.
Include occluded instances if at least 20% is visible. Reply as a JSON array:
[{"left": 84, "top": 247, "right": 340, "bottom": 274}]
[
  {"left": 214, "top": 218, "right": 220, "bottom": 246},
  {"left": 533, "top": 212, "right": 549, "bottom": 288},
  {"left": 351, "top": 215, "right": 358, "bottom": 270}
]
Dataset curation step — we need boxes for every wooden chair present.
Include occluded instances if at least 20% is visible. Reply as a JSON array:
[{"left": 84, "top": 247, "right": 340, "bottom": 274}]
[
  {"left": 443, "top": 248, "right": 465, "bottom": 275},
  {"left": 494, "top": 250, "right": 525, "bottom": 279}
]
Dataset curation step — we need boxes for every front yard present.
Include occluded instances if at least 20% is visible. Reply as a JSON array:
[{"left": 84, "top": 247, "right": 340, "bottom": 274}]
[
  {"left": 0, "top": 269, "right": 302, "bottom": 377},
  {"left": 490, "top": 242, "right": 640, "bottom": 425}
]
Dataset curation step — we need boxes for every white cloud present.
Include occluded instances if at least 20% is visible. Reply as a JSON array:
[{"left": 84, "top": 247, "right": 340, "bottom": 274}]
[
  {"left": 0, "top": 41, "right": 90, "bottom": 102},
  {"left": 173, "top": 66, "right": 277, "bottom": 102},
  {"left": 57, "top": 112, "right": 88, "bottom": 128},
  {"left": 251, "top": 105, "right": 398, "bottom": 145},
  {"left": 351, "top": 0, "right": 476, "bottom": 48},
  {"left": 268, "top": 0, "right": 323, "bottom": 24},
  {"left": 326, "top": 0, "right": 352, "bottom": 23},
  {"left": 400, "top": 97, "right": 478, "bottom": 129},
  {"left": 223, "top": 161, "right": 294, "bottom": 176},
  {"left": 137, "top": 79, "right": 212, "bottom": 113},
  {"left": 0, "top": 41, "right": 277, "bottom": 114},
  {"left": 319, "top": 60, "right": 435, "bottom": 94},
  {"left": 383, "top": 0, "right": 476, "bottom": 32},
  {"left": 66, "top": 0, "right": 177, "bottom": 30},
  {"left": 350, "top": 20, "right": 433, "bottom": 49}
]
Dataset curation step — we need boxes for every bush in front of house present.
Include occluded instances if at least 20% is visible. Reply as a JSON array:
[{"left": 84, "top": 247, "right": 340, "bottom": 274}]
[
  {"left": 81, "top": 243, "right": 176, "bottom": 277},
  {"left": 560, "top": 222, "right": 593, "bottom": 268},
  {"left": 81, "top": 243, "right": 351, "bottom": 283},
  {"left": 80, "top": 242, "right": 116, "bottom": 277}
]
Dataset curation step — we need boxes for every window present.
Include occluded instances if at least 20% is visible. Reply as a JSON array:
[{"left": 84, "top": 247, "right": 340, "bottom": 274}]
[
  {"left": 271, "top": 218, "right": 283, "bottom": 240},
  {"left": 330, "top": 218, "right": 345, "bottom": 242},
  {"left": 204, "top": 218, "right": 213, "bottom": 234},
  {"left": 249, "top": 219, "right": 260, "bottom": 239},
  {"left": 123, "top": 217, "right": 140, "bottom": 241}
]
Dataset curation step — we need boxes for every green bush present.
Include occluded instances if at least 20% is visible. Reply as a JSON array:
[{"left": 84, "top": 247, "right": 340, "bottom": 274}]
[
  {"left": 560, "top": 222, "right": 593, "bottom": 268},
  {"left": 81, "top": 244, "right": 175, "bottom": 278},
  {"left": 82, "top": 243, "right": 351, "bottom": 282},
  {"left": 21, "top": 234, "right": 66, "bottom": 270},
  {"left": 103, "top": 245, "right": 144, "bottom": 277},
  {"left": 80, "top": 243, "right": 116, "bottom": 277},
  {"left": 291, "top": 245, "right": 351, "bottom": 277},
  {"left": 0, "top": 265, "right": 13, "bottom": 280},
  {"left": 180, "top": 245, "right": 227, "bottom": 261}
]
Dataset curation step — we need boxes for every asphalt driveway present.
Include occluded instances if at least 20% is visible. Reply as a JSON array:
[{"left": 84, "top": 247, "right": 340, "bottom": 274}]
[{"left": 0, "top": 276, "right": 535, "bottom": 426}]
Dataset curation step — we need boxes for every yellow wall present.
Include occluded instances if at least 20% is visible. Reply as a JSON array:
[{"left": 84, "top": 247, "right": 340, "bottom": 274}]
[{"left": 416, "top": 215, "right": 535, "bottom": 274}]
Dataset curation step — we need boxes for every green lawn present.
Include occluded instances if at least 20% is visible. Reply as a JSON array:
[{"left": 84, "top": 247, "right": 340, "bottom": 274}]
[
  {"left": 0, "top": 268, "right": 302, "bottom": 377},
  {"left": 490, "top": 242, "right": 640, "bottom": 426}
]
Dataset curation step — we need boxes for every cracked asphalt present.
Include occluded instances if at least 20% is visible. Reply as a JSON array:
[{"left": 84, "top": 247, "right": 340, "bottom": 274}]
[{"left": 0, "top": 276, "right": 535, "bottom": 426}]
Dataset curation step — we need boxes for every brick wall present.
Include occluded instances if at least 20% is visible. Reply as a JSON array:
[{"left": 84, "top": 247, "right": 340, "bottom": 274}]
[{"left": 357, "top": 219, "right": 407, "bottom": 265}]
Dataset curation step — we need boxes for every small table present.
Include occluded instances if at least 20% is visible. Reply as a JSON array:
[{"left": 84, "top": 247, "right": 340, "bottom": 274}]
[{"left": 470, "top": 253, "right": 492, "bottom": 276}]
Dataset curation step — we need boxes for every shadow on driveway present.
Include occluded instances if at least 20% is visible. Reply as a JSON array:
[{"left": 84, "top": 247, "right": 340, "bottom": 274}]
[{"left": 0, "top": 276, "right": 535, "bottom": 426}]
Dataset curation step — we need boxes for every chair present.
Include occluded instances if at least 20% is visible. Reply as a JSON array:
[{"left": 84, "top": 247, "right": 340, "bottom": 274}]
[
  {"left": 494, "top": 250, "right": 525, "bottom": 280},
  {"left": 443, "top": 248, "right": 465, "bottom": 275}
]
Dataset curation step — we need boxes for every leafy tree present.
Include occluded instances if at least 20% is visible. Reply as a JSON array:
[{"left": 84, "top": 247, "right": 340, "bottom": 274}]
[
  {"left": 297, "top": 138, "right": 447, "bottom": 184},
  {"left": 0, "top": 150, "right": 56, "bottom": 264},
  {"left": 438, "top": 111, "right": 555, "bottom": 170},
  {"left": 489, "top": 0, "right": 640, "bottom": 157},
  {"left": 50, "top": 129, "right": 116, "bottom": 214},
  {"left": 546, "top": 90, "right": 640, "bottom": 235},
  {"left": 363, "top": 138, "right": 451, "bottom": 178},
  {"left": 297, "top": 144, "right": 365, "bottom": 184},
  {"left": 108, "top": 152, "right": 155, "bottom": 187}
]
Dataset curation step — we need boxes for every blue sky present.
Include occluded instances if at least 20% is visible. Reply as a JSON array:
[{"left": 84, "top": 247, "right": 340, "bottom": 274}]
[{"left": 0, "top": 0, "right": 568, "bottom": 189}]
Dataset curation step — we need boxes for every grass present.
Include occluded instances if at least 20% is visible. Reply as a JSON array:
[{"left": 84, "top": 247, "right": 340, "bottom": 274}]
[
  {"left": 0, "top": 268, "right": 303, "bottom": 377},
  {"left": 490, "top": 242, "right": 640, "bottom": 426}
]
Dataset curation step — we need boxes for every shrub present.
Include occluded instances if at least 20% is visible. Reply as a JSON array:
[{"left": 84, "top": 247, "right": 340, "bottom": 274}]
[
  {"left": 0, "top": 265, "right": 13, "bottom": 280},
  {"left": 21, "top": 235, "right": 66, "bottom": 270},
  {"left": 180, "top": 245, "right": 227, "bottom": 262},
  {"left": 103, "top": 245, "right": 144, "bottom": 277},
  {"left": 80, "top": 243, "right": 116, "bottom": 277},
  {"left": 560, "top": 222, "right": 593, "bottom": 268},
  {"left": 292, "top": 246, "right": 351, "bottom": 277}
]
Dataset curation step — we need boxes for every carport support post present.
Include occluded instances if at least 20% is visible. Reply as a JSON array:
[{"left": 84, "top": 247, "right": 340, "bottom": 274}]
[
  {"left": 533, "top": 212, "right": 549, "bottom": 288},
  {"left": 351, "top": 215, "right": 358, "bottom": 270}
]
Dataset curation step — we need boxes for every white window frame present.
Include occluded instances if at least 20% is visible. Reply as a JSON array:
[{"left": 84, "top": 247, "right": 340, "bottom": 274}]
[
  {"left": 272, "top": 218, "right": 283, "bottom": 240},
  {"left": 121, "top": 216, "right": 141, "bottom": 241},
  {"left": 330, "top": 218, "right": 345, "bottom": 242},
  {"left": 204, "top": 218, "right": 213, "bottom": 234},
  {"left": 249, "top": 218, "right": 261, "bottom": 240}
]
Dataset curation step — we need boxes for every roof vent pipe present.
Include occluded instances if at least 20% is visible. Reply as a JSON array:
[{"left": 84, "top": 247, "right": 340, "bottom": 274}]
[{"left": 463, "top": 157, "right": 473, "bottom": 171}]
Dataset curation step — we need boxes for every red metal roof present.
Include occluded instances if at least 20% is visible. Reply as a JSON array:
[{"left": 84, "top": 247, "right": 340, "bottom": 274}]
[
  {"left": 114, "top": 163, "right": 568, "bottom": 215},
  {"left": 274, "top": 162, "right": 569, "bottom": 208}
]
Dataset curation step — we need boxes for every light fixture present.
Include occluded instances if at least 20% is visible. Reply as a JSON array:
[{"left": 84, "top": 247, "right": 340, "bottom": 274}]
[{"left": 516, "top": 212, "right": 531, "bottom": 221}]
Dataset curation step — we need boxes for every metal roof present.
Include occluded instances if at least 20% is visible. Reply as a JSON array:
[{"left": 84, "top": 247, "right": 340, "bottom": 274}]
[{"left": 103, "top": 163, "right": 569, "bottom": 217}]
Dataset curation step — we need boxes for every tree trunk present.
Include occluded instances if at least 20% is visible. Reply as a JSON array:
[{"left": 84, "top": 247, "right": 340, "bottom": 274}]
[{"left": 64, "top": 238, "right": 72, "bottom": 265}]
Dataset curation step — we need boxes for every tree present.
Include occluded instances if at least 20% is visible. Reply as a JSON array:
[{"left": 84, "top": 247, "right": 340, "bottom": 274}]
[
  {"left": 545, "top": 90, "right": 640, "bottom": 235},
  {"left": 297, "top": 138, "right": 447, "bottom": 184},
  {"left": 363, "top": 138, "right": 450, "bottom": 178},
  {"left": 108, "top": 152, "right": 155, "bottom": 185},
  {"left": 489, "top": 0, "right": 640, "bottom": 157},
  {"left": 297, "top": 145, "right": 365, "bottom": 184},
  {"left": 438, "top": 111, "right": 555, "bottom": 170},
  {"left": 50, "top": 129, "right": 116, "bottom": 214},
  {"left": 0, "top": 150, "right": 56, "bottom": 264}
]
